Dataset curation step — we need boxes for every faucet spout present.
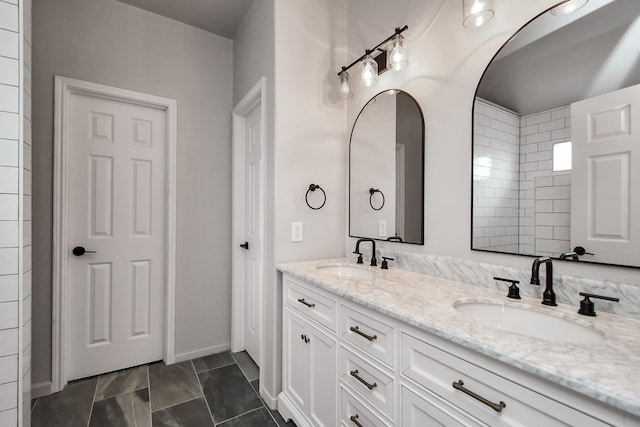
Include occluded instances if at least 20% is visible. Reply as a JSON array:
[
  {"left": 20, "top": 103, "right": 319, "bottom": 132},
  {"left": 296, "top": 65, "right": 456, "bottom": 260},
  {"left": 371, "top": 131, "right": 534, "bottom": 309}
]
[
  {"left": 354, "top": 238, "right": 377, "bottom": 266},
  {"left": 530, "top": 257, "right": 557, "bottom": 306}
]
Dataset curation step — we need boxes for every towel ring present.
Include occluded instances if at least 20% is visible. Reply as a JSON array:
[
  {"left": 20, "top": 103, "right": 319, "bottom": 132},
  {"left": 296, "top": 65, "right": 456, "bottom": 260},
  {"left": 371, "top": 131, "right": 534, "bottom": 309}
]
[
  {"left": 369, "top": 188, "right": 385, "bottom": 211},
  {"left": 306, "top": 184, "right": 326, "bottom": 210}
]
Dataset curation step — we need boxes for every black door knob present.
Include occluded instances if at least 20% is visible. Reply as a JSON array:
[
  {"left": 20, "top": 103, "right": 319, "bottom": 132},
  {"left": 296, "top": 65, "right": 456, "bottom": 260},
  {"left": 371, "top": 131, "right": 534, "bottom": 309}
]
[
  {"left": 239, "top": 242, "right": 249, "bottom": 250},
  {"left": 72, "top": 246, "right": 96, "bottom": 256}
]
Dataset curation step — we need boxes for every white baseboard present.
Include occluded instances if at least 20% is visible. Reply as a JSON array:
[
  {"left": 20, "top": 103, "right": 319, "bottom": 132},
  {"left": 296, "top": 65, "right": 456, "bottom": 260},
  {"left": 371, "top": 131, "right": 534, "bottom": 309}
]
[
  {"left": 31, "top": 381, "right": 52, "bottom": 398},
  {"left": 173, "top": 343, "right": 231, "bottom": 364},
  {"left": 261, "top": 387, "right": 278, "bottom": 410},
  {"left": 278, "top": 392, "right": 311, "bottom": 427}
]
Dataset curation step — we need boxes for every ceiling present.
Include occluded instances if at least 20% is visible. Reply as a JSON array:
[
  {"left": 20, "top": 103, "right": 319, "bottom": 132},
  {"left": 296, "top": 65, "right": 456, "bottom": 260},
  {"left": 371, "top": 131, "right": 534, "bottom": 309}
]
[
  {"left": 477, "top": 0, "right": 640, "bottom": 115},
  {"left": 115, "top": 0, "right": 255, "bottom": 38}
]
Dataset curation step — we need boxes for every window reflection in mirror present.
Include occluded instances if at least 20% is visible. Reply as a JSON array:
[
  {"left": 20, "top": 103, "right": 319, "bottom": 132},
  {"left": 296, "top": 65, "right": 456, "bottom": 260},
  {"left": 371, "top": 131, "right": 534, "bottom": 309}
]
[
  {"left": 471, "top": 0, "right": 640, "bottom": 268},
  {"left": 349, "top": 90, "right": 424, "bottom": 245}
]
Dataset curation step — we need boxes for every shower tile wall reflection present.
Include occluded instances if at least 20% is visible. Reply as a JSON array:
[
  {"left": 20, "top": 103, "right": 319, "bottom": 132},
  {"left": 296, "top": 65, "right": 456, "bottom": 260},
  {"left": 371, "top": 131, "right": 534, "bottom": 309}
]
[
  {"left": 473, "top": 100, "right": 573, "bottom": 257},
  {"left": 473, "top": 100, "right": 520, "bottom": 253}
]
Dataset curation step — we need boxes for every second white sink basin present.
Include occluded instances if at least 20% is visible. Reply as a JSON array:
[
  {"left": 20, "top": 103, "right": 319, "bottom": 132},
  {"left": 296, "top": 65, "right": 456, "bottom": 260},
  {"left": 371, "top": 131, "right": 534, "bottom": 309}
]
[
  {"left": 316, "top": 265, "right": 374, "bottom": 278},
  {"left": 454, "top": 301, "right": 606, "bottom": 343}
]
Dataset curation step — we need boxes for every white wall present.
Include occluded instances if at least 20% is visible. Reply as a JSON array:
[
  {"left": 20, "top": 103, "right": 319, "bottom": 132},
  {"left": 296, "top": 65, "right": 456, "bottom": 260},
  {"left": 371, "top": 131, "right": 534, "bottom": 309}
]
[
  {"left": 344, "top": 0, "right": 640, "bottom": 286},
  {"left": 233, "top": 0, "right": 278, "bottom": 405},
  {"left": 31, "top": 0, "right": 234, "bottom": 390},
  {"left": 232, "top": 0, "right": 349, "bottom": 406},
  {"left": 0, "top": 0, "right": 31, "bottom": 424}
]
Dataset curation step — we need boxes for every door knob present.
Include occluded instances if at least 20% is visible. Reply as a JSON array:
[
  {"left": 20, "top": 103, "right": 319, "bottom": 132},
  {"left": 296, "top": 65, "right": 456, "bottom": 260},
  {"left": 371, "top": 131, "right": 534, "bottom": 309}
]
[
  {"left": 573, "top": 246, "right": 594, "bottom": 256},
  {"left": 72, "top": 246, "right": 96, "bottom": 256},
  {"left": 239, "top": 242, "right": 249, "bottom": 250}
]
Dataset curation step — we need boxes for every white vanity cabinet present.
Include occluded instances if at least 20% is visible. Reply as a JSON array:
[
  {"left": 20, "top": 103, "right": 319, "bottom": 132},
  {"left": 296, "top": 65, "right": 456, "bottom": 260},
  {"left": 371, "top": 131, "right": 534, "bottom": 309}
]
[
  {"left": 279, "top": 273, "right": 640, "bottom": 427},
  {"left": 279, "top": 276, "right": 339, "bottom": 427}
]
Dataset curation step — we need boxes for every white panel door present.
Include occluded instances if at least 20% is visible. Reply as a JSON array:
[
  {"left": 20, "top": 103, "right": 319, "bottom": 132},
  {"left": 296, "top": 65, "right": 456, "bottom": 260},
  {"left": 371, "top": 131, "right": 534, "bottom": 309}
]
[
  {"left": 242, "top": 105, "right": 263, "bottom": 365},
  {"left": 67, "top": 92, "right": 165, "bottom": 380},
  {"left": 571, "top": 83, "right": 640, "bottom": 265}
]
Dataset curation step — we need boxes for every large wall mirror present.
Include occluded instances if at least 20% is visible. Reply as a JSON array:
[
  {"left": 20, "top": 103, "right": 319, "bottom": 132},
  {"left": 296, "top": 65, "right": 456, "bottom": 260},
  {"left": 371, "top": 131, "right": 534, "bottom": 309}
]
[
  {"left": 472, "top": 0, "right": 640, "bottom": 267},
  {"left": 350, "top": 90, "right": 424, "bottom": 244}
]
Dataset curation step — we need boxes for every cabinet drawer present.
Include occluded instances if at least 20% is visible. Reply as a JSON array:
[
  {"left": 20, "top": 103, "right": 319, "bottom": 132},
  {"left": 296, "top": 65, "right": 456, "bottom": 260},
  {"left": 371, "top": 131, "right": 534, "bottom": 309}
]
[
  {"left": 401, "top": 384, "right": 485, "bottom": 427},
  {"left": 340, "top": 386, "right": 392, "bottom": 427},
  {"left": 341, "top": 304, "right": 396, "bottom": 369},
  {"left": 340, "top": 346, "right": 395, "bottom": 420},
  {"left": 401, "top": 333, "right": 612, "bottom": 427},
  {"left": 284, "top": 276, "right": 337, "bottom": 332}
]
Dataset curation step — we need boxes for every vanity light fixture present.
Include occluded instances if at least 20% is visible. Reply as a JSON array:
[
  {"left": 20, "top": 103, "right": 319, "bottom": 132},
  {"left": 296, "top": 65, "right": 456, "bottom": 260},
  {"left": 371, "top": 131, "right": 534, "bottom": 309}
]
[
  {"left": 550, "top": 0, "right": 588, "bottom": 16},
  {"left": 359, "top": 51, "right": 379, "bottom": 87},
  {"left": 463, "top": 0, "right": 495, "bottom": 28},
  {"left": 337, "top": 69, "right": 353, "bottom": 99},
  {"left": 336, "top": 26, "right": 409, "bottom": 99}
]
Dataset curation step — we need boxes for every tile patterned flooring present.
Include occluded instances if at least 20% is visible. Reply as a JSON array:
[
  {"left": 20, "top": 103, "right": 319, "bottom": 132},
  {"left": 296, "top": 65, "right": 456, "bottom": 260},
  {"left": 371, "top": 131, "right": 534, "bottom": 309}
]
[{"left": 31, "top": 351, "right": 295, "bottom": 427}]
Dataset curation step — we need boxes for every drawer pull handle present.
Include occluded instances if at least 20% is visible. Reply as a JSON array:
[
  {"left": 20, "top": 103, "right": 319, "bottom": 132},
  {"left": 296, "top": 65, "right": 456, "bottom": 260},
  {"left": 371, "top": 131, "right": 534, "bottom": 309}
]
[
  {"left": 452, "top": 380, "right": 506, "bottom": 413},
  {"left": 350, "top": 370, "right": 377, "bottom": 390},
  {"left": 297, "top": 298, "right": 315, "bottom": 308},
  {"left": 350, "top": 414, "right": 363, "bottom": 427},
  {"left": 350, "top": 326, "right": 377, "bottom": 342}
]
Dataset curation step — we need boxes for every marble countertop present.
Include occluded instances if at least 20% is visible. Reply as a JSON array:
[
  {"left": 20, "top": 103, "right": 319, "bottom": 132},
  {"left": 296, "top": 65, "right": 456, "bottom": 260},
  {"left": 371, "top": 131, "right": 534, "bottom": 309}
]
[{"left": 277, "top": 258, "right": 640, "bottom": 417}]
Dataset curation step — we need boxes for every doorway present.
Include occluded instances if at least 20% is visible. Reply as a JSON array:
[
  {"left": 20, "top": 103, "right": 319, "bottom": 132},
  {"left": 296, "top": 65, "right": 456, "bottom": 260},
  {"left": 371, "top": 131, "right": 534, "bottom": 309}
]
[
  {"left": 52, "top": 76, "right": 177, "bottom": 391},
  {"left": 231, "top": 78, "right": 266, "bottom": 376}
]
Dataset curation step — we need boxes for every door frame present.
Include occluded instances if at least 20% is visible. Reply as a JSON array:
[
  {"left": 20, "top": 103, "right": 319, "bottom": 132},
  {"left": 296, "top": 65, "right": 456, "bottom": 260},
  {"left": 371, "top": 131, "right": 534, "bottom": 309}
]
[
  {"left": 231, "top": 78, "right": 266, "bottom": 369},
  {"left": 51, "top": 76, "right": 177, "bottom": 392}
]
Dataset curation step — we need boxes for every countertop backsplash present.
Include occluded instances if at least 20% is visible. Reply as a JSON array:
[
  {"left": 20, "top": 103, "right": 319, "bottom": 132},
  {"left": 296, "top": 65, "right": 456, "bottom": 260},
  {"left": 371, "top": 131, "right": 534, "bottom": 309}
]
[{"left": 352, "top": 248, "right": 640, "bottom": 320}]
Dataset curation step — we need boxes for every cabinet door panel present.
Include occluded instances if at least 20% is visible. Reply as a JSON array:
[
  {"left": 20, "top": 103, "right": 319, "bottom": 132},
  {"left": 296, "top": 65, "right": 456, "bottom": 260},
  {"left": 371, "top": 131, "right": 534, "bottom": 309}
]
[
  {"left": 308, "top": 323, "right": 338, "bottom": 427},
  {"left": 283, "top": 308, "right": 309, "bottom": 411}
]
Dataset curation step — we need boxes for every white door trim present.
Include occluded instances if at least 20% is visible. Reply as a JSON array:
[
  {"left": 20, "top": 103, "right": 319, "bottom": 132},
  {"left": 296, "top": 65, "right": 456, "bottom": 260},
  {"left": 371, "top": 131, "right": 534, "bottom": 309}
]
[
  {"left": 231, "top": 77, "right": 267, "bottom": 375},
  {"left": 51, "top": 76, "right": 177, "bottom": 392}
]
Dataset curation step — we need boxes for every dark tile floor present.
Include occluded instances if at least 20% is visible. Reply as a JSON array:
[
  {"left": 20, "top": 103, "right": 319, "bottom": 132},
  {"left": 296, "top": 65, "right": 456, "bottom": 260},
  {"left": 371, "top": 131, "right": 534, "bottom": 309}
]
[{"left": 31, "top": 351, "right": 295, "bottom": 427}]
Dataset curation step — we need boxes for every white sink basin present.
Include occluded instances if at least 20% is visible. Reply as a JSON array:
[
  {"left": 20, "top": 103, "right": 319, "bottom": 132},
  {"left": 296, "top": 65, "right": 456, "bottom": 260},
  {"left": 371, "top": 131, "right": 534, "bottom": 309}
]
[
  {"left": 316, "top": 265, "right": 374, "bottom": 278},
  {"left": 454, "top": 302, "right": 605, "bottom": 343}
]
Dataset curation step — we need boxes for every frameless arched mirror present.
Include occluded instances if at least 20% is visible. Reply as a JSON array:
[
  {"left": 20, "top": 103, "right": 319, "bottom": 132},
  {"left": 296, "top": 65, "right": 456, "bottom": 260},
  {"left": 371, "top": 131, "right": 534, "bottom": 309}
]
[
  {"left": 350, "top": 90, "right": 424, "bottom": 245},
  {"left": 471, "top": 0, "right": 640, "bottom": 267}
]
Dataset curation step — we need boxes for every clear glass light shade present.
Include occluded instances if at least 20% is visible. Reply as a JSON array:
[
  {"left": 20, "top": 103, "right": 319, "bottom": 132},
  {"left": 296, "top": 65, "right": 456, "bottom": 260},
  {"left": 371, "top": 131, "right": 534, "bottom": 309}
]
[
  {"left": 337, "top": 71, "right": 353, "bottom": 99},
  {"left": 387, "top": 34, "right": 409, "bottom": 71},
  {"left": 550, "top": 0, "right": 588, "bottom": 16},
  {"left": 359, "top": 55, "right": 378, "bottom": 87},
  {"left": 463, "top": 0, "right": 495, "bottom": 28}
]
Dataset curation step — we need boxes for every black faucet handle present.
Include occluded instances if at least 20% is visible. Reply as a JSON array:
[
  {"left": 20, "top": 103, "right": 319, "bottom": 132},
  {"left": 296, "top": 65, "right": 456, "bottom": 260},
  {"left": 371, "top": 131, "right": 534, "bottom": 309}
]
[
  {"left": 578, "top": 292, "right": 620, "bottom": 316},
  {"left": 494, "top": 277, "right": 521, "bottom": 299},
  {"left": 381, "top": 257, "right": 394, "bottom": 269},
  {"left": 353, "top": 251, "right": 363, "bottom": 264}
]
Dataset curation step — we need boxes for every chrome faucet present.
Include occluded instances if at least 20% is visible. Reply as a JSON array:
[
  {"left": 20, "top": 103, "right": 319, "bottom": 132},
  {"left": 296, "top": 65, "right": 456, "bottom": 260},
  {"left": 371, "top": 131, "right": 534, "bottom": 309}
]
[
  {"left": 354, "top": 238, "right": 377, "bottom": 266},
  {"left": 530, "top": 257, "right": 557, "bottom": 306}
]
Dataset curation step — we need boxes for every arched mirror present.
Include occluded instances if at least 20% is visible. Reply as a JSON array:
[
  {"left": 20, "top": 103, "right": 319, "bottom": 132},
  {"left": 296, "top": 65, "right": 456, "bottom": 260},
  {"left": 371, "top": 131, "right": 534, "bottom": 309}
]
[
  {"left": 349, "top": 90, "right": 424, "bottom": 245},
  {"left": 471, "top": 0, "right": 640, "bottom": 267}
]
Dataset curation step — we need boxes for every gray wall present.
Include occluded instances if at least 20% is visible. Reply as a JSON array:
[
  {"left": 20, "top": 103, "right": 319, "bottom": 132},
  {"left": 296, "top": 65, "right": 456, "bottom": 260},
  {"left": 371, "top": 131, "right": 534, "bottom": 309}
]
[{"left": 32, "top": 0, "right": 234, "bottom": 387}]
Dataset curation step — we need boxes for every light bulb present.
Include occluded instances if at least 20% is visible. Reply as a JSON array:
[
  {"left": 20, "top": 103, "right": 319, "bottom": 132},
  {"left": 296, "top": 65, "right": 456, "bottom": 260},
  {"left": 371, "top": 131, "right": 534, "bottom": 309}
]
[
  {"left": 387, "top": 33, "right": 409, "bottom": 71},
  {"left": 550, "top": 0, "right": 588, "bottom": 16},
  {"left": 463, "top": 0, "right": 495, "bottom": 28},
  {"left": 337, "top": 70, "right": 353, "bottom": 99},
  {"left": 359, "top": 54, "right": 378, "bottom": 87}
]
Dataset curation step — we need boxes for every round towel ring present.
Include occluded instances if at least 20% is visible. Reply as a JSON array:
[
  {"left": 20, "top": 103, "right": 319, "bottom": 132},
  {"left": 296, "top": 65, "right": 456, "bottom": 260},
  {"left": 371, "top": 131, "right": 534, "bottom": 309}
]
[
  {"left": 369, "top": 188, "right": 385, "bottom": 211},
  {"left": 306, "top": 184, "right": 326, "bottom": 210}
]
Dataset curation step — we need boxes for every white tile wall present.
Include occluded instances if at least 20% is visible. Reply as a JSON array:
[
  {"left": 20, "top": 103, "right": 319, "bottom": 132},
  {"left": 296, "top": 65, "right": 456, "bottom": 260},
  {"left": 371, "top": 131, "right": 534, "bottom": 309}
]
[
  {"left": 473, "top": 100, "right": 521, "bottom": 253},
  {"left": 0, "top": 29, "right": 19, "bottom": 58},
  {"left": 0, "top": 0, "right": 31, "bottom": 423},
  {"left": 0, "top": 57, "right": 19, "bottom": 85},
  {"left": 520, "top": 105, "right": 572, "bottom": 256},
  {"left": 0, "top": 275, "right": 18, "bottom": 302},
  {"left": 0, "top": 356, "right": 18, "bottom": 384},
  {"left": 474, "top": 102, "right": 573, "bottom": 256}
]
